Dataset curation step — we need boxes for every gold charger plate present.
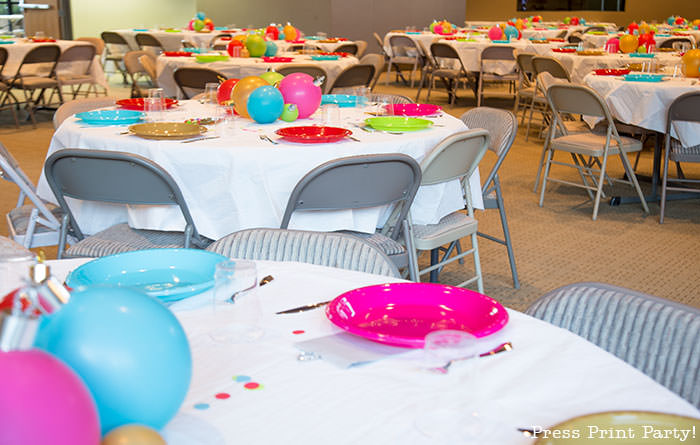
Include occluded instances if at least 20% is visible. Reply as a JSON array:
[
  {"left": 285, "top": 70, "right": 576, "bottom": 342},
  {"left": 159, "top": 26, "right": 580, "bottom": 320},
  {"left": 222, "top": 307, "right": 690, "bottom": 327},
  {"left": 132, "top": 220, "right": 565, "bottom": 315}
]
[
  {"left": 534, "top": 411, "right": 700, "bottom": 444},
  {"left": 577, "top": 50, "right": 606, "bottom": 56},
  {"left": 128, "top": 122, "right": 206, "bottom": 140}
]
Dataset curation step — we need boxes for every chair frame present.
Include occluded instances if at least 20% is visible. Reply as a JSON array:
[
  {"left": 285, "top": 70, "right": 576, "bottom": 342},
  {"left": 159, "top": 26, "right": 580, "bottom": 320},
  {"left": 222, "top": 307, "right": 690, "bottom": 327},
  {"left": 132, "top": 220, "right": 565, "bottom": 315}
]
[
  {"left": 424, "top": 42, "right": 473, "bottom": 106},
  {"left": 660, "top": 91, "right": 700, "bottom": 223},
  {"left": 134, "top": 33, "right": 164, "bottom": 54},
  {"left": 476, "top": 45, "right": 518, "bottom": 107},
  {"left": 386, "top": 35, "right": 424, "bottom": 88},
  {"left": 44, "top": 149, "right": 207, "bottom": 258},
  {"left": 172, "top": 66, "right": 224, "bottom": 99},
  {"left": 327, "top": 64, "right": 375, "bottom": 92},
  {"left": 54, "top": 44, "right": 99, "bottom": 100},
  {"left": 100, "top": 31, "right": 130, "bottom": 84},
  {"left": 0, "top": 46, "right": 19, "bottom": 127}
]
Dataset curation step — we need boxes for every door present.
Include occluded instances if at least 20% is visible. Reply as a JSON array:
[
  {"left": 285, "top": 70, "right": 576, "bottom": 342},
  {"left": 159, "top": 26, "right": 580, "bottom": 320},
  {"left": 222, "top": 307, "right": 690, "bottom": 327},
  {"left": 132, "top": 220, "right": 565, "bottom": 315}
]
[{"left": 22, "top": 0, "right": 65, "bottom": 39}]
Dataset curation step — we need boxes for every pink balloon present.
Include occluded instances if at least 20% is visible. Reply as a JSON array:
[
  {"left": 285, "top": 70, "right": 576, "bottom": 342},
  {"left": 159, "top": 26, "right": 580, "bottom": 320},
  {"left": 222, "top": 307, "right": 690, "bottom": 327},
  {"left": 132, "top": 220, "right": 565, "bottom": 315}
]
[
  {"left": 0, "top": 349, "right": 100, "bottom": 445},
  {"left": 433, "top": 24, "right": 443, "bottom": 34},
  {"left": 278, "top": 73, "right": 322, "bottom": 119},
  {"left": 187, "top": 19, "right": 195, "bottom": 31},
  {"left": 488, "top": 25, "right": 503, "bottom": 41},
  {"left": 605, "top": 37, "right": 620, "bottom": 53}
]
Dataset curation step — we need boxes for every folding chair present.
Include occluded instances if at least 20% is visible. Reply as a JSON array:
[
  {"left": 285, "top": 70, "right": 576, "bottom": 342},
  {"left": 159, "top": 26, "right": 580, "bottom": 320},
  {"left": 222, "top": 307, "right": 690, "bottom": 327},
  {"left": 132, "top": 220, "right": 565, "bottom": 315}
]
[
  {"left": 44, "top": 149, "right": 210, "bottom": 258},
  {"left": 281, "top": 154, "right": 421, "bottom": 278},
  {"left": 327, "top": 64, "right": 375, "bottom": 93},
  {"left": 660, "top": 91, "right": 700, "bottom": 223},
  {"left": 386, "top": 35, "right": 424, "bottom": 87},
  {"left": 0, "top": 142, "right": 62, "bottom": 248},
  {"left": 172, "top": 66, "right": 225, "bottom": 99},
  {"left": 425, "top": 42, "right": 474, "bottom": 105},
  {"left": 527, "top": 56, "right": 571, "bottom": 141},
  {"left": 53, "top": 96, "right": 117, "bottom": 129},
  {"left": 538, "top": 84, "right": 649, "bottom": 220},
  {"left": 55, "top": 44, "right": 101, "bottom": 99},
  {"left": 138, "top": 55, "right": 158, "bottom": 87},
  {"left": 476, "top": 45, "right": 518, "bottom": 107},
  {"left": 334, "top": 43, "right": 359, "bottom": 55},
  {"left": 658, "top": 37, "right": 694, "bottom": 51},
  {"left": 0, "top": 47, "right": 19, "bottom": 127},
  {"left": 359, "top": 53, "right": 385, "bottom": 91},
  {"left": 134, "top": 33, "right": 164, "bottom": 55},
  {"left": 355, "top": 40, "right": 368, "bottom": 58},
  {"left": 405, "top": 130, "right": 490, "bottom": 292},
  {"left": 123, "top": 50, "right": 154, "bottom": 98},
  {"left": 100, "top": 31, "right": 130, "bottom": 83}
]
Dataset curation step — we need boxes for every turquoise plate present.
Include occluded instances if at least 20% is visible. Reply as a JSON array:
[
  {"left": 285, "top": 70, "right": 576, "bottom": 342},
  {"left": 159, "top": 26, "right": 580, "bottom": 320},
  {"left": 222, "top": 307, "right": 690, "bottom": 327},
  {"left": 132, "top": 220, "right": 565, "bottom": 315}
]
[
  {"left": 0, "top": 41, "right": 14, "bottom": 44},
  {"left": 623, "top": 74, "right": 665, "bottom": 82},
  {"left": 311, "top": 55, "right": 340, "bottom": 61},
  {"left": 132, "top": 28, "right": 149, "bottom": 31},
  {"left": 628, "top": 53, "right": 655, "bottom": 58},
  {"left": 75, "top": 109, "right": 144, "bottom": 125},
  {"left": 66, "top": 249, "right": 228, "bottom": 304},
  {"left": 321, "top": 94, "right": 366, "bottom": 107},
  {"left": 491, "top": 40, "right": 511, "bottom": 44}
]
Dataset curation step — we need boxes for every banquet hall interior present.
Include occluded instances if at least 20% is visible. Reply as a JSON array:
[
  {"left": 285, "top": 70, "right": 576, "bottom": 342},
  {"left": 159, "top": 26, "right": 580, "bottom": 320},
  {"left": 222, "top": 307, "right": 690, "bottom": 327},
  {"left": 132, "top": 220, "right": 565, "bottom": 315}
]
[{"left": 0, "top": 0, "right": 698, "bottom": 443}]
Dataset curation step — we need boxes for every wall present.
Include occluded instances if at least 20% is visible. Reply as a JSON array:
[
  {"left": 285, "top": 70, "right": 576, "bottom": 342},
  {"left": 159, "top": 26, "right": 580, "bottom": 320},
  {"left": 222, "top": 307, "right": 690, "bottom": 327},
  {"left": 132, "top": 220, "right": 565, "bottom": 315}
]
[
  {"left": 69, "top": 0, "right": 196, "bottom": 38},
  {"left": 466, "top": 0, "right": 700, "bottom": 26}
]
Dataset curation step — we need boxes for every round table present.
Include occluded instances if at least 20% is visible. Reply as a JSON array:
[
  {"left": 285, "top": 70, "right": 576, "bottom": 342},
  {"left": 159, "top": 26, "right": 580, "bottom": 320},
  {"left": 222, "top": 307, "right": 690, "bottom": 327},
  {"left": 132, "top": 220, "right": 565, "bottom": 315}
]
[
  {"left": 39, "top": 257, "right": 700, "bottom": 445},
  {"left": 548, "top": 51, "right": 681, "bottom": 84},
  {"left": 442, "top": 38, "right": 560, "bottom": 74},
  {"left": 156, "top": 53, "right": 358, "bottom": 97},
  {"left": 114, "top": 28, "right": 246, "bottom": 52},
  {"left": 38, "top": 101, "right": 481, "bottom": 240}
]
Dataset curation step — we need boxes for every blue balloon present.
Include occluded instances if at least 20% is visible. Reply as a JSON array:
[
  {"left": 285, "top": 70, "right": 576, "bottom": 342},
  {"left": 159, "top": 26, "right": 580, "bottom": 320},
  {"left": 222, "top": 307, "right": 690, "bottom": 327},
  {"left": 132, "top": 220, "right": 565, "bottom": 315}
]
[
  {"left": 278, "top": 32, "right": 285, "bottom": 41},
  {"left": 579, "top": 18, "right": 586, "bottom": 25},
  {"left": 35, "top": 287, "right": 191, "bottom": 435},
  {"left": 667, "top": 16, "right": 675, "bottom": 25},
  {"left": 247, "top": 85, "right": 284, "bottom": 124},
  {"left": 195, "top": 11, "right": 206, "bottom": 20},
  {"left": 504, "top": 25, "right": 518, "bottom": 41},
  {"left": 265, "top": 41, "right": 278, "bottom": 57}
]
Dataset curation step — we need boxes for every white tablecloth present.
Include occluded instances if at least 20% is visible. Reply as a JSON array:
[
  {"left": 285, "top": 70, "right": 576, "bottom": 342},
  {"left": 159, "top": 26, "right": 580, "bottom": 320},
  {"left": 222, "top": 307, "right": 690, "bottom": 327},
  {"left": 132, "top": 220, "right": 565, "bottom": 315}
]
[
  {"left": 584, "top": 73, "right": 700, "bottom": 146},
  {"left": 0, "top": 39, "right": 107, "bottom": 89},
  {"left": 156, "top": 53, "right": 358, "bottom": 97},
  {"left": 37, "top": 101, "right": 481, "bottom": 240},
  {"left": 548, "top": 51, "right": 681, "bottom": 84},
  {"left": 114, "top": 29, "right": 245, "bottom": 52},
  {"left": 442, "top": 38, "right": 560, "bottom": 74},
  {"left": 40, "top": 258, "right": 700, "bottom": 444}
]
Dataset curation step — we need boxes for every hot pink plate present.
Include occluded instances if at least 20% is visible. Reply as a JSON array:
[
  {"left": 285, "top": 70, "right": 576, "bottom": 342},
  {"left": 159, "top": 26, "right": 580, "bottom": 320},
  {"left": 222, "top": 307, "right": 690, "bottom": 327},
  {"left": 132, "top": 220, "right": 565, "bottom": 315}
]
[
  {"left": 325, "top": 283, "right": 509, "bottom": 348},
  {"left": 386, "top": 103, "right": 442, "bottom": 117}
]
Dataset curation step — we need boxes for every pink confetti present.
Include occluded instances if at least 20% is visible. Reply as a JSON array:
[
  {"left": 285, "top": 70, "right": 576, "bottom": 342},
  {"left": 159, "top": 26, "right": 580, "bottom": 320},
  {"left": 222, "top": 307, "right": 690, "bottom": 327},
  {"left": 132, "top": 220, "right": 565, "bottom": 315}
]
[
  {"left": 292, "top": 330, "right": 305, "bottom": 335},
  {"left": 215, "top": 392, "right": 230, "bottom": 399}
]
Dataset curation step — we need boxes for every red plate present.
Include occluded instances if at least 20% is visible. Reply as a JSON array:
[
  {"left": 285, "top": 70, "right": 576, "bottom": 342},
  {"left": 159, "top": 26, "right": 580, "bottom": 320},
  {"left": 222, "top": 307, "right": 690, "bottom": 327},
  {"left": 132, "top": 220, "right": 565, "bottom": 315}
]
[
  {"left": 219, "top": 36, "right": 232, "bottom": 40},
  {"left": 31, "top": 38, "right": 56, "bottom": 42},
  {"left": 548, "top": 38, "right": 565, "bottom": 42},
  {"left": 552, "top": 47, "right": 577, "bottom": 53},
  {"left": 262, "top": 56, "right": 293, "bottom": 63},
  {"left": 594, "top": 68, "right": 630, "bottom": 76},
  {"left": 318, "top": 51, "right": 350, "bottom": 57},
  {"left": 116, "top": 98, "right": 179, "bottom": 111},
  {"left": 275, "top": 126, "right": 352, "bottom": 143},
  {"left": 163, "top": 51, "right": 193, "bottom": 57}
]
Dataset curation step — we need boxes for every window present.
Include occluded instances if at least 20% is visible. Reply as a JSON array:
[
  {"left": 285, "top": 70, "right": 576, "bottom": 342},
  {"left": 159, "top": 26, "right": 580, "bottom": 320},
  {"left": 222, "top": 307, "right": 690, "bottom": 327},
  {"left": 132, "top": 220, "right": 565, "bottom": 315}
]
[
  {"left": 0, "top": 0, "right": 21, "bottom": 15},
  {"left": 518, "top": 0, "right": 625, "bottom": 11}
]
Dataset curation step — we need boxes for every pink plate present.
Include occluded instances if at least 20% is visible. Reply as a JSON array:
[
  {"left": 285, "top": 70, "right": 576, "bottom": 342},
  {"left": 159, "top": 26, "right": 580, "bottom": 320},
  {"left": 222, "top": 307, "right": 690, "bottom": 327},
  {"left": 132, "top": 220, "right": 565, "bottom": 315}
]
[
  {"left": 386, "top": 103, "right": 442, "bottom": 117},
  {"left": 325, "top": 283, "right": 509, "bottom": 348},
  {"left": 262, "top": 56, "right": 293, "bottom": 63}
]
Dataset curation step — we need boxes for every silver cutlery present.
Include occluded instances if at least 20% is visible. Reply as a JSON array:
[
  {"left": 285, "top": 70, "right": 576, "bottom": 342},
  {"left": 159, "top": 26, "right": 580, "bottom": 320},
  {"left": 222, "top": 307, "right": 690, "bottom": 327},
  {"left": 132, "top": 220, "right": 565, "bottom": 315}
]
[
  {"left": 259, "top": 134, "right": 279, "bottom": 145},
  {"left": 276, "top": 299, "right": 332, "bottom": 314},
  {"left": 429, "top": 341, "right": 513, "bottom": 374},
  {"left": 180, "top": 136, "right": 220, "bottom": 143},
  {"left": 346, "top": 135, "right": 361, "bottom": 142},
  {"left": 228, "top": 274, "right": 274, "bottom": 302}
]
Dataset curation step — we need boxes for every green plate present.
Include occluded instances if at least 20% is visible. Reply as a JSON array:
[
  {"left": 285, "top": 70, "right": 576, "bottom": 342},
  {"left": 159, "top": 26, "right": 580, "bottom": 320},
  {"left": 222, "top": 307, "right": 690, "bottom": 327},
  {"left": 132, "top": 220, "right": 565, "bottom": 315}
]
[
  {"left": 535, "top": 411, "right": 700, "bottom": 444},
  {"left": 365, "top": 116, "right": 433, "bottom": 132},
  {"left": 195, "top": 54, "right": 229, "bottom": 63}
]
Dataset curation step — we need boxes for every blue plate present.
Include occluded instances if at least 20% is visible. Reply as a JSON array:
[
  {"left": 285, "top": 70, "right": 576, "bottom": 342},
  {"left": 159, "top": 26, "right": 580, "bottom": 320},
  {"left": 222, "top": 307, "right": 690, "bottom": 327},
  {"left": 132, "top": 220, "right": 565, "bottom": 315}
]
[
  {"left": 75, "top": 109, "right": 144, "bottom": 125},
  {"left": 321, "top": 94, "right": 366, "bottom": 107},
  {"left": 491, "top": 40, "right": 510, "bottom": 44},
  {"left": 66, "top": 249, "right": 228, "bottom": 304},
  {"left": 623, "top": 74, "right": 665, "bottom": 82},
  {"left": 132, "top": 28, "right": 149, "bottom": 32},
  {"left": 628, "top": 53, "right": 655, "bottom": 58},
  {"left": 306, "top": 36, "right": 323, "bottom": 40},
  {"left": 0, "top": 41, "right": 14, "bottom": 44},
  {"left": 656, "top": 34, "right": 671, "bottom": 37},
  {"left": 182, "top": 47, "right": 205, "bottom": 53},
  {"left": 405, "top": 32, "right": 422, "bottom": 35},
  {"left": 311, "top": 55, "right": 340, "bottom": 61}
]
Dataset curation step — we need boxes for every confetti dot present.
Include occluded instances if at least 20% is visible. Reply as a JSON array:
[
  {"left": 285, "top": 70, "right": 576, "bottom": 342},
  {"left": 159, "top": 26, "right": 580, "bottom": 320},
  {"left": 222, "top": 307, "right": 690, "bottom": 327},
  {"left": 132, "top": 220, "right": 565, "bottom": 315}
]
[
  {"left": 234, "top": 375, "right": 251, "bottom": 382},
  {"left": 193, "top": 403, "right": 210, "bottom": 410},
  {"left": 292, "top": 330, "right": 305, "bottom": 335},
  {"left": 243, "top": 382, "right": 261, "bottom": 390},
  {"left": 215, "top": 392, "right": 230, "bottom": 399}
]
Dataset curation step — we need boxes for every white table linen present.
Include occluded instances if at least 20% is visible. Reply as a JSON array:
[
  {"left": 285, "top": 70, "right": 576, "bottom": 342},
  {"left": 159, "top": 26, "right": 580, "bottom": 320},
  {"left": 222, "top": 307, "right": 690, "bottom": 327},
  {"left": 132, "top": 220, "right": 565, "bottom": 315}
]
[
  {"left": 156, "top": 53, "right": 358, "bottom": 97},
  {"left": 442, "top": 38, "right": 560, "bottom": 75},
  {"left": 40, "top": 258, "right": 700, "bottom": 445},
  {"left": 548, "top": 51, "right": 680, "bottom": 84},
  {"left": 37, "top": 101, "right": 481, "bottom": 240},
  {"left": 584, "top": 73, "right": 700, "bottom": 146},
  {"left": 114, "top": 29, "right": 245, "bottom": 52}
]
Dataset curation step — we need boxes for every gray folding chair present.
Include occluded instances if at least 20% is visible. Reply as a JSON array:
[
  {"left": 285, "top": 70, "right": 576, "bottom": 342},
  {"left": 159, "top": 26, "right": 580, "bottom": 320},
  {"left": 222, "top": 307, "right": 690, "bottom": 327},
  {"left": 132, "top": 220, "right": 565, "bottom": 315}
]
[
  {"left": 280, "top": 154, "right": 421, "bottom": 278},
  {"left": 659, "top": 37, "right": 694, "bottom": 51},
  {"left": 386, "top": 35, "right": 424, "bottom": 87},
  {"left": 359, "top": 53, "right": 385, "bottom": 91},
  {"left": 327, "top": 64, "right": 375, "bottom": 93},
  {"left": 0, "top": 47, "right": 19, "bottom": 127},
  {"left": 425, "top": 42, "right": 474, "bottom": 106},
  {"left": 367, "top": 93, "right": 413, "bottom": 104},
  {"left": 276, "top": 65, "right": 328, "bottom": 93},
  {"left": 100, "top": 31, "right": 130, "bottom": 83},
  {"left": 539, "top": 84, "right": 649, "bottom": 220},
  {"left": 53, "top": 96, "right": 117, "bottom": 129},
  {"left": 135, "top": 33, "right": 164, "bottom": 55},
  {"left": 583, "top": 26, "right": 606, "bottom": 33},
  {"left": 527, "top": 282, "right": 700, "bottom": 408},
  {"left": 660, "top": 91, "right": 700, "bottom": 223},
  {"left": 44, "top": 149, "right": 210, "bottom": 259},
  {"left": 355, "top": 40, "right": 368, "bottom": 58},
  {"left": 334, "top": 43, "right": 359, "bottom": 55},
  {"left": 527, "top": 56, "right": 571, "bottom": 141},
  {"left": 172, "top": 67, "right": 224, "bottom": 99},
  {"left": 123, "top": 50, "right": 154, "bottom": 98},
  {"left": 207, "top": 228, "right": 400, "bottom": 278},
  {"left": 461, "top": 108, "right": 520, "bottom": 288},
  {"left": 476, "top": 45, "right": 518, "bottom": 107},
  {"left": 513, "top": 52, "right": 541, "bottom": 124},
  {"left": 55, "top": 44, "right": 100, "bottom": 99},
  {"left": 0, "top": 143, "right": 63, "bottom": 248},
  {"left": 405, "top": 130, "right": 489, "bottom": 292}
]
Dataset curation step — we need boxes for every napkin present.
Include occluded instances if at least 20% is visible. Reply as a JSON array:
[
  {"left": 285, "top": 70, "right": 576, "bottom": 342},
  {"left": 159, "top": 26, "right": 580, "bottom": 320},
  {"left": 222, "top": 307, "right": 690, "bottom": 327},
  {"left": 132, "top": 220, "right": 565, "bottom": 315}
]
[{"left": 294, "top": 332, "right": 410, "bottom": 368}]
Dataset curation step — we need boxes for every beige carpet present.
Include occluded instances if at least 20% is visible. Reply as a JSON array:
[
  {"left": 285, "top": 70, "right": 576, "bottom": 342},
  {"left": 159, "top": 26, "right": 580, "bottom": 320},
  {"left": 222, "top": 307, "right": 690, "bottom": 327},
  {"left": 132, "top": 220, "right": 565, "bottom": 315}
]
[{"left": 1, "top": 72, "right": 698, "bottom": 312}]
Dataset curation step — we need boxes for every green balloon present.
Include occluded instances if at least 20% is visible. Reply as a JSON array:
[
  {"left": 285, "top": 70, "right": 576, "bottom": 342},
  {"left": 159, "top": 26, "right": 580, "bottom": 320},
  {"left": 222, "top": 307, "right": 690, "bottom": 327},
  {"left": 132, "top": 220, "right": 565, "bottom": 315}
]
[
  {"left": 280, "top": 103, "right": 298, "bottom": 122},
  {"left": 193, "top": 19, "right": 204, "bottom": 32},
  {"left": 246, "top": 35, "right": 267, "bottom": 57},
  {"left": 260, "top": 71, "right": 284, "bottom": 86}
]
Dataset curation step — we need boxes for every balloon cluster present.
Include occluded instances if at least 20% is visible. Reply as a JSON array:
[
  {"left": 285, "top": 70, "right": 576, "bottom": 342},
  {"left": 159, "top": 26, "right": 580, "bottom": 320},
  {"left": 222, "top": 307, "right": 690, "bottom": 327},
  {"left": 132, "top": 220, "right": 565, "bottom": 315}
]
[
  {"left": 619, "top": 34, "right": 639, "bottom": 53},
  {"left": 563, "top": 16, "right": 585, "bottom": 26},
  {"left": 667, "top": 16, "right": 687, "bottom": 26},
  {"left": 188, "top": 11, "right": 214, "bottom": 32},
  {"left": 430, "top": 19, "right": 456, "bottom": 35},
  {"left": 217, "top": 71, "right": 322, "bottom": 124}
]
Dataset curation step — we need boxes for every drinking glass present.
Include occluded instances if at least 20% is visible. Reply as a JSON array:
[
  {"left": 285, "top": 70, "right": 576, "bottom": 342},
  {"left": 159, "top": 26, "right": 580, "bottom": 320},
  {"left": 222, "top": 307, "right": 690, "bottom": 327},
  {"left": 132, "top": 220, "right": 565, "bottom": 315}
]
[
  {"left": 34, "top": 31, "right": 45, "bottom": 39},
  {"left": 203, "top": 82, "right": 219, "bottom": 105},
  {"left": 216, "top": 104, "right": 238, "bottom": 137},
  {"left": 210, "top": 260, "right": 264, "bottom": 343},
  {"left": 144, "top": 88, "right": 164, "bottom": 122},
  {"left": 321, "top": 103, "right": 340, "bottom": 125},
  {"left": 353, "top": 86, "right": 370, "bottom": 109}
]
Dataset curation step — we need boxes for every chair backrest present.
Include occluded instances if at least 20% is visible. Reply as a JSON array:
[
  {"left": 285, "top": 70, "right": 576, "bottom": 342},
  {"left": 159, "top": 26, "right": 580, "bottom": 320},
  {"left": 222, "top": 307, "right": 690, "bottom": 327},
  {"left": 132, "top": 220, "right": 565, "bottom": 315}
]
[
  {"left": 526, "top": 282, "right": 700, "bottom": 408},
  {"left": 53, "top": 97, "right": 117, "bottom": 129},
  {"left": 135, "top": 33, "right": 163, "bottom": 50},
  {"left": 659, "top": 37, "right": 694, "bottom": 50},
  {"left": 516, "top": 52, "right": 535, "bottom": 87},
  {"left": 138, "top": 55, "right": 158, "bottom": 86},
  {"left": 359, "top": 53, "right": 384, "bottom": 83},
  {"left": 100, "top": 31, "right": 128, "bottom": 46},
  {"left": 75, "top": 37, "right": 105, "bottom": 55},
  {"left": 355, "top": 40, "right": 368, "bottom": 58},
  {"left": 368, "top": 93, "right": 413, "bottom": 104},
  {"left": 59, "top": 44, "right": 95, "bottom": 64},
  {"left": 481, "top": 45, "right": 516, "bottom": 62},
  {"left": 555, "top": 29, "right": 568, "bottom": 39},
  {"left": 172, "top": 67, "right": 224, "bottom": 99},
  {"left": 567, "top": 32, "right": 583, "bottom": 44},
  {"left": 122, "top": 50, "right": 150, "bottom": 76},
  {"left": 206, "top": 228, "right": 401, "bottom": 278},
  {"left": 532, "top": 56, "right": 571, "bottom": 81},
  {"left": 666, "top": 91, "right": 700, "bottom": 126},
  {"left": 430, "top": 42, "right": 460, "bottom": 60},
  {"left": 583, "top": 26, "right": 606, "bottom": 33},
  {"left": 13, "top": 45, "right": 60, "bottom": 81},
  {"left": 276, "top": 65, "right": 327, "bottom": 91},
  {"left": 373, "top": 32, "right": 388, "bottom": 56},
  {"left": 281, "top": 154, "right": 421, "bottom": 241},
  {"left": 389, "top": 35, "right": 420, "bottom": 57},
  {"left": 0, "top": 47, "right": 7, "bottom": 76},
  {"left": 460, "top": 108, "right": 518, "bottom": 196},
  {"left": 44, "top": 149, "right": 201, "bottom": 243},
  {"left": 547, "top": 83, "right": 610, "bottom": 119},
  {"left": 334, "top": 43, "right": 358, "bottom": 55},
  {"left": 328, "top": 64, "right": 375, "bottom": 92}
]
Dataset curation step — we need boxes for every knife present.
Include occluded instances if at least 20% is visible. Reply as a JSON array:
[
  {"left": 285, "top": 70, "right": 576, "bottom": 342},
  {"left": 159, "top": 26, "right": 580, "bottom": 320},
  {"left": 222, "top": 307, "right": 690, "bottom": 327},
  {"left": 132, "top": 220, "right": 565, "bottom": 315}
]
[{"left": 275, "top": 299, "right": 332, "bottom": 314}]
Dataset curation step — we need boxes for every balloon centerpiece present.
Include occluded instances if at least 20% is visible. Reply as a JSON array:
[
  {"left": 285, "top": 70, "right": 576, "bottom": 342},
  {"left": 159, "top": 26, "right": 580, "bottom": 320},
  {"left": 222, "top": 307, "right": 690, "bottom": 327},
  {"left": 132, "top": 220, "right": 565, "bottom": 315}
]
[
  {"left": 278, "top": 72, "right": 322, "bottom": 119},
  {"left": 682, "top": 49, "right": 700, "bottom": 78},
  {"left": 619, "top": 34, "right": 639, "bottom": 54},
  {"left": 188, "top": 11, "right": 214, "bottom": 32}
]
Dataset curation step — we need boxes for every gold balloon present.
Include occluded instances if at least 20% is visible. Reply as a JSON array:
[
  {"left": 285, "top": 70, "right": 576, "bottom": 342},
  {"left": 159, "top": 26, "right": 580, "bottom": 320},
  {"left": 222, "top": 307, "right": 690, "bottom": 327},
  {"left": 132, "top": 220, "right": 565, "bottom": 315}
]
[
  {"left": 515, "top": 18, "right": 524, "bottom": 30},
  {"left": 639, "top": 22, "right": 650, "bottom": 35},
  {"left": 283, "top": 24, "right": 297, "bottom": 41},
  {"left": 619, "top": 34, "right": 639, "bottom": 53},
  {"left": 232, "top": 76, "right": 269, "bottom": 118},
  {"left": 233, "top": 35, "right": 247, "bottom": 44},
  {"left": 693, "top": 19, "right": 700, "bottom": 27},
  {"left": 682, "top": 49, "right": 700, "bottom": 78},
  {"left": 102, "top": 425, "right": 166, "bottom": 445}
]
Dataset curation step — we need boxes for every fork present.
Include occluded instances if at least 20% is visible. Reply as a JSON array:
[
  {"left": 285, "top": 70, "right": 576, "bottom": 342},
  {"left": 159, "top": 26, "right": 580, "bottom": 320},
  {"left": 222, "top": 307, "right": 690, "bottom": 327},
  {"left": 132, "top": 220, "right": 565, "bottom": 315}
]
[
  {"left": 429, "top": 342, "right": 513, "bottom": 374},
  {"left": 259, "top": 134, "right": 279, "bottom": 145}
]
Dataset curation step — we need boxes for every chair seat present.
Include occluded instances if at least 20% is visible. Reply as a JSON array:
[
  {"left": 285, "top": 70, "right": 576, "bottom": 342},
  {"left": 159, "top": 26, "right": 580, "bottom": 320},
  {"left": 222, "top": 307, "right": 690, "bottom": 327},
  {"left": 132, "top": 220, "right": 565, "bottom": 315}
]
[
  {"left": 670, "top": 138, "right": 700, "bottom": 162},
  {"left": 17, "top": 76, "right": 59, "bottom": 89},
  {"left": 412, "top": 211, "right": 478, "bottom": 251},
  {"left": 65, "top": 223, "right": 195, "bottom": 258},
  {"left": 551, "top": 132, "right": 642, "bottom": 156},
  {"left": 7, "top": 203, "right": 62, "bottom": 234},
  {"left": 57, "top": 74, "right": 94, "bottom": 84},
  {"left": 390, "top": 55, "right": 419, "bottom": 63},
  {"left": 338, "top": 230, "right": 408, "bottom": 268},
  {"left": 481, "top": 72, "right": 519, "bottom": 81}
]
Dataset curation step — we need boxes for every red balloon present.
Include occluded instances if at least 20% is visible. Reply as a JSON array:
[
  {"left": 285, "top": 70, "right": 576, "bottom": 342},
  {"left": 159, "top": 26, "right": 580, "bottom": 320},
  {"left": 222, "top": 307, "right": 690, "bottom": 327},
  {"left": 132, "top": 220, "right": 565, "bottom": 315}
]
[
  {"left": 265, "top": 25, "right": 279, "bottom": 40},
  {"left": 570, "top": 17, "right": 580, "bottom": 25},
  {"left": 227, "top": 40, "right": 244, "bottom": 57},
  {"left": 217, "top": 78, "right": 239, "bottom": 104},
  {"left": 628, "top": 22, "right": 639, "bottom": 34}
]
